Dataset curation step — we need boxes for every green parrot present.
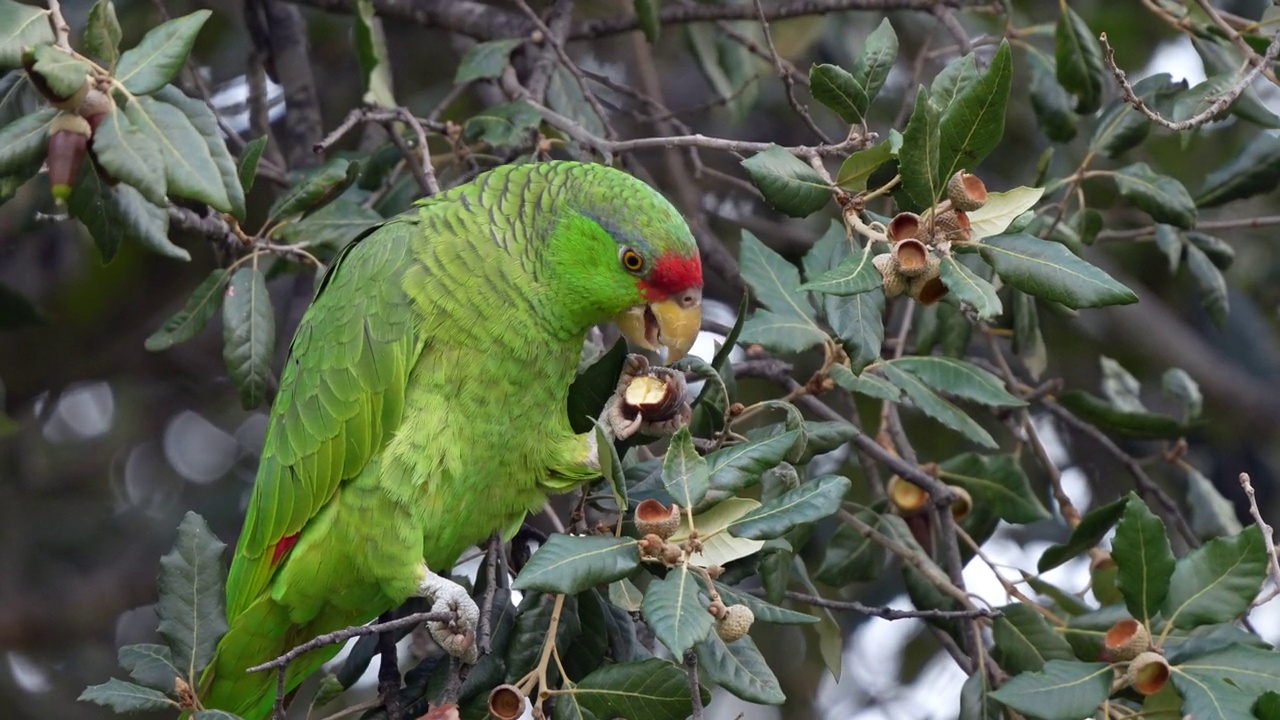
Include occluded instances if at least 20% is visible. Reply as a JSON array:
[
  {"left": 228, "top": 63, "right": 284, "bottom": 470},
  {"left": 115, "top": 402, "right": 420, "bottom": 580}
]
[{"left": 198, "top": 160, "right": 704, "bottom": 718}]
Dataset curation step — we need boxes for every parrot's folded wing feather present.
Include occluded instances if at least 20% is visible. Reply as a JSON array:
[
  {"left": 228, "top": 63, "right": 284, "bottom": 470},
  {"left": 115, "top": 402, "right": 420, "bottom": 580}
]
[{"left": 225, "top": 219, "right": 425, "bottom": 621}]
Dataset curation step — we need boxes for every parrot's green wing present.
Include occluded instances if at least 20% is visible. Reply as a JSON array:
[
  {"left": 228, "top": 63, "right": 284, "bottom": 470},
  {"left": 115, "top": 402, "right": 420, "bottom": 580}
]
[{"left": 225, "top": 219, "right": 424, "bottom": 620}]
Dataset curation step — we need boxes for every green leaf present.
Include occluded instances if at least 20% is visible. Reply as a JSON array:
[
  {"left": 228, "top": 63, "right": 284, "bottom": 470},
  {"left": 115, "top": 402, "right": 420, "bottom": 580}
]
[
  {"left": 815, "top": 508, "right": 886, "bottom": 584},
  {"left": 634, "top": 0, "right": 660, "bottom": 44},
  {"left": 82, "top": 0, "right": 122, "bottom": 69},
  {"left": 1256, "top": 691, "right": 1280, "bottom": 720},
  {"left": 1162, "top": 368, "right": 1202, "bottom": 421},
  {"left": 641, "top": 567, "right": 714, "bottom": 657},
  {"left": 704, "top": 431, "right": 799, "bottom": 500},
  {"left": 1027, "top": 50, "right": 1077, "bottom": 143},
  {"left": 222, "top": 267, "right": 275, "bottom": 409},
  {"left": 512, "top": 535, "right": 640, "bottom": 595},
  {"left": 157, "top": 511, "right": 227, "bottom": 679},
  {"left": 568, "top": 337, "right": 627, "bottom": 434},
  {"left": 193, "top": 712, "right": 243, "bottom": 720},
  {"left": 799, "top": 245, "right": 880, "bottom": 296},
  {"left": 547, "top": 63, "right": 605, "bottom": 141},
  {"left": 0, "top": 0, "right": 52, "bottom": 69},
  {"left": 877, "top": 361, "right": 997, "bottom": 448},
  {"left": 78, "top": 678, "right": 177, "bottom": 712},
  {"left": 836, "top": 130, "right": 901, "bottom": 190},
  {"left": 0, "top": 71, "right": 39, "bottom": 127},
  {"left": 930, "top": 54, "right": 978, "bottom": 115},
  {"left": 888, "top": 356, "right": 1024, "bottom": 408},
  {"left": 0, "top": 106, "right": 52, "bottom": 177},
  {"left": 826, "top": 290, "right": 884, "bottom": 373},
  {"left": 1091, "top": 74, "right": 1177, "bottom": 157},
  {"left": 980, "top": 233, "right": 1138, "bottom": 308},
  {"left": 275, "top": 198, "right": 382, "bottom": 253},
  {"left": 695, "top": 634, "right": 785, "bottom": 705},
  {"left": 1183, "top": 464, "right": 1242, "bottom": 539},
  {"left": 741, "top": 144, "right": 829, "bottom": 217},
  {"left": 1185, "top": 243, "right": 1228, "bottom": 328},
  {"left": 939, "top": 255, "right": 1002, "bottom": 320},
  {"left": 455, "top": 38, "right": 522, "bottom": 84},
  {"left": 354, "top": 0, "right": 394, "bottom": 106},
  {"left": 117, "top": 644, "right": 179, "bottom": 692},
  {"left": 462, "top": 99, "right": 540, "bottom": 148},
  {"left": 1163, "top": 525, "right": 1268, "bottom": 630},
  {"left": 68, "top": 162, "right": 181, "bottom": 261},
  {"left": 713, "top": 582, "right": 817, "bottom": 625},
  {"left": 807, "top": 19, "right": 896, "bottom": 125},
  {"left": 1113, "top": 494, "right": 1175, "bottom": 623},
  {"left": 1057, "top": 389, "right": 1189, "bottom": 439},
  {"left": 808, "top": 64, "right": 860, "bottom": 123},
  {"left": 115, "top": 10, "right": 211, "bottom": 95},
  {"left": 676, "top": 497, "right": 765, "bottom": 567},
  {"left": 729, "top": 475, "right": 849, "bottom": 540},
  {"left": 1197, "top": 132, "right": 1280, "bottom": 207},
  {"left": 1191, "top": 37, "right": 1280, "bottom": 128},
  {"left": 1186, "top": 231, "right": 1233, "bottom": 269},
  {"left": 92, "top": 104, "right": 167, "bottom": 205},
  {"left": 1114, "top": 162, "right": 1197, "bottom": 229},
  {"left": 1038, "top": 496, "right": 1128, "bottom": 572},
  {"left": 937, "top": 453, "right": 1050, "bottom": 523},
  {"left": 237, "top": 135, "right": 267, "bottom": 196},
  {"left": 28, "top": 43, "right": 89, "bottom": 99},
  {"left": 267, "top": 158, "right": 356, "bottom": 224},
  {"left": 992, "top": 603, "right": 1074, "bottom": 673},
  {"left": 967, "top": 186, "right": 1045, "bottom": 242},
  {"left": 684, "top": 23, "right": 757, "bottom": 122},
  {"left": 1154, "top": 223, "right": 1182, "bottom": 273},
  {"left": 830, "top": 364, "right": 898, "bottom": 402},
  {"left": 573, "top": 658, "right": 704, "bottom": 720},
  {"left": 739, "top": 230, "right": 827, "bottom": 354},
  {"left": 959, "top": 669, "right": 1004, "bottom": 720},
  {"left": 663, "top": 426, "right": 710, "bottom": 509},
  {"left": 146, "top": 270, "right": 229, "bottom": 351},
  {"left": 936, "top": 40, "right": 1012, "bottom": 191},
  {"left": 1011, "top": 288, "right": 1047, "bottom": 377},
  {"left": 132, "top": 89, "right": 240, "bottom": 215},
  {"left": 1055, "top": 5, "right": 1104, "bottom": 114},
  {"left": 1173, "top": 645, "right": 1280, "bottom": 720},
  {"left": 988, "top": 661, "right": 1112, "bottom": 720},
  {"left": 900, "top": 85, "right": 942, "bottom": 210}
]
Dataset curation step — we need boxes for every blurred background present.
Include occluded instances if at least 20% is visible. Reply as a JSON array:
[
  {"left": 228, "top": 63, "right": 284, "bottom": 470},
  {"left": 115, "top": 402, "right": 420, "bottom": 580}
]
[{"left": 4, "top": 0, "right": 1280, "bottom": 717}]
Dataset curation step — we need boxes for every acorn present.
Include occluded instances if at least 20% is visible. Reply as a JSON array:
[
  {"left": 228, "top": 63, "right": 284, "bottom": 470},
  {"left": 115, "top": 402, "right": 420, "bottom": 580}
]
[
  {"left": 639, "top": 533, "right": 666, "bottom": 557},
  {"left": 946, "top": 171, "right": 988, "bottom": 212},
  {"left": 621, "top": 371, "right": 685, "bottom": 423},
  {"left": 1104, "top": 619, "right": 1151, "bottom": 661},
  {"left": 487, "top": 684, "right": 526, "bottom": 720},
  {"left": 1125, "top": 651, "right": 1170, "bottom": 695},
  {"left": 907, "top": 259, "right": 947, "bottom": 306},
  {"left": 932, "top": 207, "right": 972, "bottom": 244},
  {"left": 888, "top": 475, "right": 929, "bottom": 516},
  {"left": 948, "top": 485, "right": 973, "bottom": 522},
  {"left": 873, "top": 253, "right": 908, "bottom": 297},
  {"left": 893, "top": 238, "right": 931, "bottom": 277},
  {"left": 635, "top": 499, "right": 681, "bottom": 540},
  {"left": 660, "top": 541, "right": 683, "bottom": 565},
  {"left": 888, "top": 211, "right": 922, "bottom": 242},
  {"left": 714, "top": 604, "right": 755, "bottom": 643},
  {"left": 47, "top": 112, "right": 92, "bottom": 204},
  {"left": 79, "top": 87, "right": 113, "bottom": 131}
]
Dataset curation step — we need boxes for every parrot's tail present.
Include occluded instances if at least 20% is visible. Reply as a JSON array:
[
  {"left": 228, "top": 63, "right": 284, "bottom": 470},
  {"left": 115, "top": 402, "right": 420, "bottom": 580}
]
[{"left": 195, "top": 597, "right": 352, "bottom": 720}]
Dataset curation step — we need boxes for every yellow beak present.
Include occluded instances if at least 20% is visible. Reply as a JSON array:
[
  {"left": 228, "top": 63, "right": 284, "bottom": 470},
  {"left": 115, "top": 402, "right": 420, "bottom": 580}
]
[{"left": 614, "top": 289, "right": 703, "bottom": 363}]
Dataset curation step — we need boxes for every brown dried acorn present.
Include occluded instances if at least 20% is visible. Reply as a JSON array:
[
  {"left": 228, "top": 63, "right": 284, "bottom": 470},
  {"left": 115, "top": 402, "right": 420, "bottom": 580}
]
[{"left": 48, "top": 112, "right": 93, "bottom": 203}]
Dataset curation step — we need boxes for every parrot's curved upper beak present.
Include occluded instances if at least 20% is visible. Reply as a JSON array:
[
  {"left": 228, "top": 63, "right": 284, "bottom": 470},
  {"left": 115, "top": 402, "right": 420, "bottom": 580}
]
[{"left": 615, "top": 288, "right": 702, "bottom": 363}]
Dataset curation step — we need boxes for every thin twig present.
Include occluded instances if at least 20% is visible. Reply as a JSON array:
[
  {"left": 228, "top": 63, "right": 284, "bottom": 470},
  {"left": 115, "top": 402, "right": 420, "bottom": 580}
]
[
  {"left": 771, "top": 590, "right": 998, "bottom": 619},
  {"left": 1099, "top": 29, "right": 1280, "bottom": 132},
  {"left": 684, "top": 651, "right": 704, "bottom": 720},
  {"left": 1095, "top": 214, "right": 1280, "bottom": 241},
  {"left": 44, "top": 0, "right": 71, "bottom": 49},
  {"left": 511, "top": 0, "right": 616, "bottom": 139},
  {"left": 1240, "top": 473, "right": 1280, "bottom": 593},
  {"left": 247, "top": 611, "right": 453, "bottom": 673}
]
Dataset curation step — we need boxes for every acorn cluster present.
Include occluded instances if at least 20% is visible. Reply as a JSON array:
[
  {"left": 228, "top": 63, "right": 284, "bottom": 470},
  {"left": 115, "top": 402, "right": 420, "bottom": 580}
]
[
  {"left": 873, "top": 171, "right": 989, "bottom": 305},
  {"left": 21, "top": 49, "right": 113, "bottom": 203}
]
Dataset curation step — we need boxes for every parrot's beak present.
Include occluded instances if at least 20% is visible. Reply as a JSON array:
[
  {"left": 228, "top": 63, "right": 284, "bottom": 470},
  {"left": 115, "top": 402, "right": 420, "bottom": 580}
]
[{"left": 615, "top": 288, "right": 702, "bottom": 363}]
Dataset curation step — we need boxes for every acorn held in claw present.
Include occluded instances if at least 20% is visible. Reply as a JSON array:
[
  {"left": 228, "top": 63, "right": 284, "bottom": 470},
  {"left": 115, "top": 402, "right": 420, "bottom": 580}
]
[
  {"left": 48, "top": 112, "right": 92, "bottom": 204},
  {"left": 621, "top": 371, "right": 685, "bottom": 422}
]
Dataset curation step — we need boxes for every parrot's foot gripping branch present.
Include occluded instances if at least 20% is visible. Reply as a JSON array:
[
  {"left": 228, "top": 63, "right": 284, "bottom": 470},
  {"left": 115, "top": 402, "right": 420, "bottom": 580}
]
[{"left": 415, "top": 566, "right": 481, "bottom": 664}]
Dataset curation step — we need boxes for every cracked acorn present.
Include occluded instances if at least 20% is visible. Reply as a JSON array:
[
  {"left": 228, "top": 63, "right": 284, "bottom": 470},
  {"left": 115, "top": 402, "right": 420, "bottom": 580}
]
[{"left": 620, "top": 368, "right": 686, "bottom": 423}]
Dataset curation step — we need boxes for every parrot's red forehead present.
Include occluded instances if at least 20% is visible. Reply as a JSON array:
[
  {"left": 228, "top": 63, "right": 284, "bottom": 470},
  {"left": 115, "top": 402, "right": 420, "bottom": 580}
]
[{"left": 639, "top": 252, "right": 702, "bottom": 300}]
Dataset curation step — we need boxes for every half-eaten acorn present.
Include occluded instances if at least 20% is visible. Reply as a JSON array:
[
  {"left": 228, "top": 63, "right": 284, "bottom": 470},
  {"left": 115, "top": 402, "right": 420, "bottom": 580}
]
[{"left": 620, "top": 370, "right": 685, "bottom": 423}]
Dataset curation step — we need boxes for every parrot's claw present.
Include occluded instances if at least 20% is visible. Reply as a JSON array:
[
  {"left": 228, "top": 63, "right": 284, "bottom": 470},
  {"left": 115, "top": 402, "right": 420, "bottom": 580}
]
[
  {"left": 601, "top": 354, "right": 692, "bottom": 442},
  {"left": 415, "top": 567, "right": 480, "bottom": 664}
]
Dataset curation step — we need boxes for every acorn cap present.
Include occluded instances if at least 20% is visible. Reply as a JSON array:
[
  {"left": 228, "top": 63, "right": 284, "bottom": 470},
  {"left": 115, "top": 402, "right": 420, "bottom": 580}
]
[
  {"left": 487, "top": 684, "right": 526, "bottom": 720},
  {"left": 1104, "top": 619, "right": 1151, "bottom": 661},
  {"left": 1126, "top": 651, "right": 1170, "bottom": 695},
  {"left": 947, "top": 171, "right": 988, "bottom": 212},
  {"left": 873, "top": 253, "right": 908, "bottom": 297},
  {"left": 715, "top": 604, "right": 755, "bottom": 643},
  {"left": 635, "top": 498, "right": 681, "bottom": 540},
  {"left": 888, "top": 212, "right": 922, "bottom": 242},
  {"left": 907, "top": 261, "right": 947, "bottom": 306},
  {"left": 50, "top": 112, "right": 92, "bottom": 137},
  {"left": 893, "top": 238, "right": 931, "bottom": 277},
  {"left": 932, "top": 208, "right": 972, "bottom": 243}
]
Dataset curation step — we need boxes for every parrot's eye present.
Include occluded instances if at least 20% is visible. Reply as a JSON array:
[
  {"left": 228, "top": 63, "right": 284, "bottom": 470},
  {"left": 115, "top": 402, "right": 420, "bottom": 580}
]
[{"left": 620, "top": 248, "right": 645, "bottom": 273}]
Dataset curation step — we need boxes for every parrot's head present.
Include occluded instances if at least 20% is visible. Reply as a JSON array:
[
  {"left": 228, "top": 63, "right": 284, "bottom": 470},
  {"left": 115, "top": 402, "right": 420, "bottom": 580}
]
[{"left": 552, "top": 164, "right": 704, "bottom": 362}]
